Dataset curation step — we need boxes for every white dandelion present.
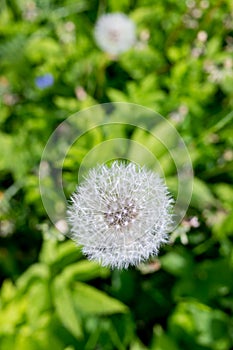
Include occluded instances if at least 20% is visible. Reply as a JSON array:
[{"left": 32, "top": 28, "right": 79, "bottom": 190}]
[
  {"left": 67, "top": 162, "right": 173, "bottom": 269},
  {"left": 94, "top": 13, "right": 136, "bottom": 56}
]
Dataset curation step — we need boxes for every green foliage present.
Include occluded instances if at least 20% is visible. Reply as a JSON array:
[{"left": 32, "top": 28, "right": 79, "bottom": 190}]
[
  {"left": 0, "top": 0, "right": 233, "bottom": 349},
  {"left": 0, "top": 238, "right": 130, "bottom": 348}
]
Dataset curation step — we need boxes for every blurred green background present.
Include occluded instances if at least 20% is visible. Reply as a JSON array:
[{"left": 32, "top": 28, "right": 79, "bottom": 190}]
[{"left": 0, "top": 0, "right": 233, "bottom": 349}]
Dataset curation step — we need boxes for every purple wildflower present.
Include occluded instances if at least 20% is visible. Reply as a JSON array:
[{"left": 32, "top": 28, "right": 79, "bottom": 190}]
[{"left": 35, "top": 73, "right": 54, "bottom": 89}]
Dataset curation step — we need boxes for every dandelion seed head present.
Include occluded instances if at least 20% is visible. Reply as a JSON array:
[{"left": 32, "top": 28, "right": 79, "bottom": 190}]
[
  {"left": 94, "top": 13, "right": 136, "bottom": 55},
  {"left": 67, "top": 162, "right": 173, "bottom": 269}
]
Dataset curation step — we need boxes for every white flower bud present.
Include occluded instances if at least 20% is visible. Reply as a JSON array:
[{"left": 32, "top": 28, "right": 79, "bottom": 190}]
[{"left": 94, "top": 13, "right": 136, "bottom": 55}]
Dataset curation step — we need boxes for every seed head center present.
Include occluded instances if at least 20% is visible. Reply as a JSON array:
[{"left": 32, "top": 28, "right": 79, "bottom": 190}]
[
  {"left": 104, "top": 200, "right": 138, "bottom": 229},
  {"left": 108, "top": 29, "right": 120, "bottom": 42}
]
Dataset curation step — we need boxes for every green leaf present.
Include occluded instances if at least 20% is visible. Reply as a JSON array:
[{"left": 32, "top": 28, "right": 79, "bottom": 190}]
[
  {"left": 151, "top": 325, "right": 179, "bottom": 350},
  {"left": 26, "top": 280, "right": 51, "bottom": 324},
  {"left": 160, "top": 250, "right": 193, "bottom": 277},
  {"left": 40, "top": 238, "right": 83, "bottom": 271},
  {"left": 39, "top": 239, "right": 59, "bottom": 265},
  {"left": 129, "top": 338, "right": 148, "bottom": 350},
  {"left": 169, "top": 300, "right": 230, "bottom": 349},
  {"left": 62, "top": 260, "right": 110, "bottom": 282},
  {"left": 0, "top": 296, "right": 27, "bottom": 334},
  {"left": 0, "top": 335, "right": 16, "bottom": 350},
  {"left": 213, "top": 183, "right": 233, "bottom": 210},
  {"left": 72, "top": 282, "right": 128, "bottom": 316},
  {"left": 212, "top": 212, "right": 233, "bottom": 239},
  {"left": 107, "top": 88, "right": 128, "bottom": 102},
  {"left": 17, "top": 264, "right": 50, "bottom": 292},
  {"left": 14, "top": 313, "right": 64, "bottom": 350},
  {"left": 52, "top": 276, "right": 83, "bottom": 339},
  {"left": 191, "top": 177, "right": 217, "bottom": 209},
  {"left": 25, "top": 37, "right": 61, "bottom": 64},
  {"left": 0, "top": 132, "right": 13, "bottom": 171},
  {"left": 0, "top": 279, "right": 16, "bottom": 305},
  {"left": 173, "top": 257, "right": 233, "bottom": 305},
  {"left": 52, "top": 240, "right": 83, "bottom": 270}
]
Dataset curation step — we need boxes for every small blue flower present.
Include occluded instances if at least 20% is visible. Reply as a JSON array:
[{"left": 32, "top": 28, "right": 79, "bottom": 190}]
[{"left": 35, "top": 73, "right": 54, "bottom": 89}]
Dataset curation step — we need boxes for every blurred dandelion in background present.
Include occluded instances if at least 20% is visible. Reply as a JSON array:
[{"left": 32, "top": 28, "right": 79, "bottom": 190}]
[
  {"left": 67, "top": 161, "right": 173, "bottom": 269},
  {"left": 35, "top": 73, "right": 54, "bottom": 89},
  {"left": 94, "top": 13, "right": 136, "bottom": 56}
]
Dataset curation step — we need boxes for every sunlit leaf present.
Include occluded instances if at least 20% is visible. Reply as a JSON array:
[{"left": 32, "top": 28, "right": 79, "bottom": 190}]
[
  {"left": 52, "top": 276, "right": 83, "bottom": 339},
  {"left": 72, "top": 282, "right": 128, "bottom": 315}
]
